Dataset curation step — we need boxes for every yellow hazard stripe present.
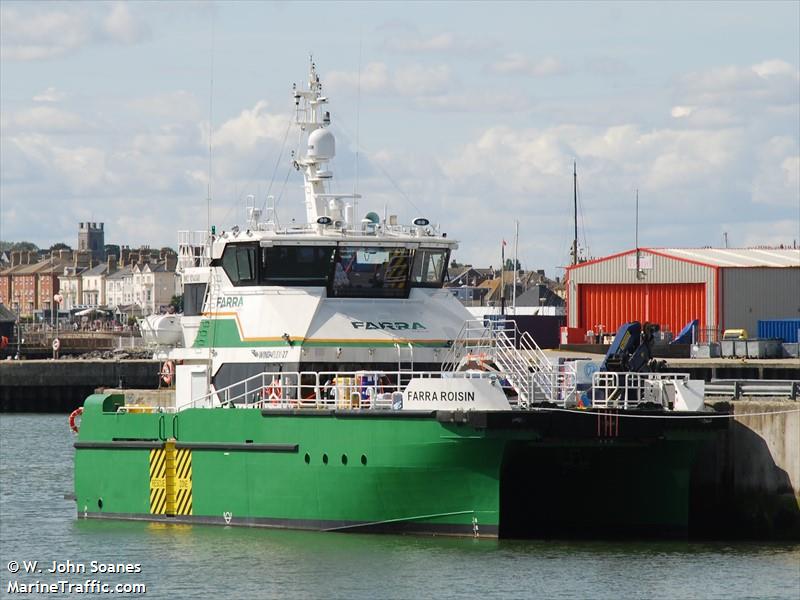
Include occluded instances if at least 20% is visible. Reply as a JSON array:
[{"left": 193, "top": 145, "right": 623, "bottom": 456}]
[
  {"left": 174, "top": 448, "right": 193, "bottom": 516},
  {"left": 149, "top": 449, "right": 166, "bottom": 514},
  {"left": 149, "top": 446, "right": 192, "bottom": 516}
]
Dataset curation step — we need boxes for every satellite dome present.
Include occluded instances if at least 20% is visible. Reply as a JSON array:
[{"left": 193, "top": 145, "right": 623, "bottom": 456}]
[{"left": 308, "top": 128, "right": 335, "bottom": 160}]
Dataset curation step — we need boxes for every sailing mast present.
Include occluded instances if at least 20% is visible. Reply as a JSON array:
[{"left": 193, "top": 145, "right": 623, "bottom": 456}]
[{"left": 571, "top": 161, "right": 578, "bottom": 266}]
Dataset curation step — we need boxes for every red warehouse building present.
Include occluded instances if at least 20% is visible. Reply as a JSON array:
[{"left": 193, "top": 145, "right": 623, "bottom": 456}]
[{"left": 566, "top": 247, "right": 800, "bottom": 339}]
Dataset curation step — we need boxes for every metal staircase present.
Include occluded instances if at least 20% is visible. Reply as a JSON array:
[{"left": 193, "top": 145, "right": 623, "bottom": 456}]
[{"left": 443, "top": 319, "right": 576, "bottom": 407}]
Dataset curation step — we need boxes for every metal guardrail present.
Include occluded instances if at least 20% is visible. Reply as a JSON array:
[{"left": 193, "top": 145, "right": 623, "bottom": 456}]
[
  {"left": 178, "top": 369, "right": 520, "bottom": 412},
  {"left": 591, "top": 372, "right": 691, "bottom": 409},
  {"left": 705, "top": 379, "right": 799, "bottom": 400}
]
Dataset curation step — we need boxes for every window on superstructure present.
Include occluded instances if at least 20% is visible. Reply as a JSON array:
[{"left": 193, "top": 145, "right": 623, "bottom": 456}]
[
  {"left": 260, "top": 246, "right": 335, "bottom": 286},
  {"left": 184, "top": 283, "right": 207, "bottom": 316},
  {"left": 221, "top": 244, "right": 257, "bottom": 286},
  {"left": 410, "top": 249, "right": 449, "bottom": 287},
  {"left": 330, "top": 246, "right": 411, "bottom": 299}
]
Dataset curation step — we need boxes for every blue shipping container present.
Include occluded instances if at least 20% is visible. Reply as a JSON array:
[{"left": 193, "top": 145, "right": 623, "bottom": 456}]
[{"left": 757, "top": 319, "right": 800, "bottom": 343}]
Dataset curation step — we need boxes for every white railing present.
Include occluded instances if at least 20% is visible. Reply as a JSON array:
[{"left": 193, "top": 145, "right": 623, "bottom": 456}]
[
  {"left": 441, "top": 319, "right": 500, "bottom": 371},
  {"left": 441, "top": 318, "right": 575, "bottom": 406},
  {"left": 591, "top": 372, "right": 691, "bottom": 409},
  {"left": 177, "top": 230, "right": 213, "bottom": 272},
  {"left": 177, "top": 369, "right": 519, "bottom": 412},
  {"left": 165, "top": 367, "right": 700, "bottom": 413}
]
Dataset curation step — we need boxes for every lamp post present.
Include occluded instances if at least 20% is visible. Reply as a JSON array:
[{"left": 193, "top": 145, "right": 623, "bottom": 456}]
[
  {"left": 53, "top": 293, "right": 63, "bottom": 341},
  {"left": 13, "top": 299, "right": 20, "bottom": 359}
]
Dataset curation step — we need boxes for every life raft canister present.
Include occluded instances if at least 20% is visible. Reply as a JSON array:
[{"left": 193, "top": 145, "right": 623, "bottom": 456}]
[{"left": 69, "top": 407, "right": 83, "bottom": 433}]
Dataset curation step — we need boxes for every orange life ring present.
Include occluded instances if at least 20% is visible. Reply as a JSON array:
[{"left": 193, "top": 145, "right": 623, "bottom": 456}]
[
  {"left": 69, "top": 407, "right": 83, "bottom": 433},
  {"left": 161, "top": 360, "right": 175, "bottom": 386}
]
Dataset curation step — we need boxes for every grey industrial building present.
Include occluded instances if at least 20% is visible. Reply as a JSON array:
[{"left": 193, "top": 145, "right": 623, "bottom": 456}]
[{"left": 565, "top": 247, "right": 800, "bottom": 338}]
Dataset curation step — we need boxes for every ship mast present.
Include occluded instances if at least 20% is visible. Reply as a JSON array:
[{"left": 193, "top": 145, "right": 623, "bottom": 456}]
[
  {"left": 571, "top": 161, "right": 578, "bottom": 266},
  {"left": 293, "top": 58, "right": 360, "bottom": 227}
]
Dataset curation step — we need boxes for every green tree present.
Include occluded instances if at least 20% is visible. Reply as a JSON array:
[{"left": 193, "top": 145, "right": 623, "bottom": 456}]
[
  {"left": 504, "top": 258, "right": 522, "bottom": 271},
  {"left": 49, "top": 242, "right": 72, "bottom": 252},
  {"left": 1, "top": 241, "right": 39, "bottom": 252},
  {"left": 169, "top": 294, "right": 184, "bottom": 312}
]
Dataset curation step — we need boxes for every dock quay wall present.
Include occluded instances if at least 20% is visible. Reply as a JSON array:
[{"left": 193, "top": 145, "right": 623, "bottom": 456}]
[
  {"left": 0, "top": 360, "right": 160, "bottom": 412},
  {"left": 693, "top": 399, "right": 800, "bottom": 539}
]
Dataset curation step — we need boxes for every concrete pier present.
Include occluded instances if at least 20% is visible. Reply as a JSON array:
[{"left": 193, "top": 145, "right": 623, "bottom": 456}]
[
  {"left": 0, "top": 360, "right": 160, "bottom": 412},
  {"left": 692, "top": 398, "right": 800, "bottom": 539}
]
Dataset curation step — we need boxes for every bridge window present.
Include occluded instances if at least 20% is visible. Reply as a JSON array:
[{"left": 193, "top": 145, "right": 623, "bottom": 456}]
[
  {"left": 183, "top": 283, "right": 207, "bottom": 316},
  {"left": 330, "top": 246, "right": 411, "bottom": 298},
  {"left": 221, "top": 243, "right": 257, "bottom": 286},
  {"left": 260, "top": 246, "right": 335, "bottom": 286},
  {"left": 411, "top": 248, "right": 449, "bottom": 287}
]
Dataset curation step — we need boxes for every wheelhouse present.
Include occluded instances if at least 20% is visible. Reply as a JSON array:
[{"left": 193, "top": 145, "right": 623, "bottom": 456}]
[{"left": 214, "top": 240, "right": 451, "bottom": 299}]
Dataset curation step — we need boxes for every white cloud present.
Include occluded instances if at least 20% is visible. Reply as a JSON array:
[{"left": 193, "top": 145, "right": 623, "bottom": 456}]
[
  {"left": 670, "top": 105, "right": 695, "bottom": 118},
  {"left": 751, "top": 136, "right": 800, "bottom": 207},
  {"left": 0, "top": 3, "right": 150, "bottom": 61},
  {"left": 387, "top": 32, "right": 456, "bottom": 52},
  {"left": 212, "top": 101, "right": 291, "bottom": 154},
  {"left": 126, "top": 91, "right": 203, "bottom": 122},
  {"left": 382, "top": 29, "right": 495, "bottom": 54},
  {"left": 394, "top": 65, "right": 453, "bottom": 96},
  {"left": 488, "top": 53, "right": 566, "bottom": 77},
  {"left": 326, "top": 62, "right": 391, "bottom": 94},
  {"left": 677, "top": 60, "right": 799, "bottom": 109},
  {"left": 7, "top": 134, "right": 110, "bottom": 192},
  {"left": 102, "top": 2, "right": 150, "bottom": 44},
  {"left": 5, "top": 106, "right": 85, "bottom": 133},
  {"left": 752, "top": 59, "right": 797, "bottom": 78},
  {"left": 0, "top": 6, "right": 91, "bottom": 61},
  {"left": 327, "top": 62, "right": 455, "bottom": 99},
  {"left": 436, "top": 114, "right": 798, "bottom": 268},
  {"left": 411, "top": 90, "right": 529, "bottom": 113},
  {"left": 32, "top": 87, "right": 66, "bottom": 103}
]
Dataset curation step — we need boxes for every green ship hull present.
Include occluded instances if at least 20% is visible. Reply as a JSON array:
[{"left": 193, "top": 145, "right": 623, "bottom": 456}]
[{"left": 74, "top": 393, "right": 724, "bottom": 538}]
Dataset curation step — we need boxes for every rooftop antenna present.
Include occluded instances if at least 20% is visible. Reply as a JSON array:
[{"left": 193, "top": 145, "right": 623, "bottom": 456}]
[
  {"left": 354, "top": 32, "right": 362, "bottom": 221},
  {"left": 500, "top": 239, "right": 506, "bottom": 316},
  {"left": 723, "top": 231, "right": 729, "bottom": 248},
  {"left": 207, "top": 12, "right": 215, "bottom": 236},
  {"left": 205, "top": 11, "right": 216, "bottom": 397},
  {"left": 571, "top": 161, "right": 578, "bottom": 266},
  {"left": 635, "top": 188, "right": 643, "bottom": 280},
  {"left": 512, "top": 220, "right": 519, "bottom": 314}
]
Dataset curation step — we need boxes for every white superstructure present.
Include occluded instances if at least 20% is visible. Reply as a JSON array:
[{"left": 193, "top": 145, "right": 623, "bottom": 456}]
[{"left": 153, "top": 59, "right": 701, "bottom": 415}]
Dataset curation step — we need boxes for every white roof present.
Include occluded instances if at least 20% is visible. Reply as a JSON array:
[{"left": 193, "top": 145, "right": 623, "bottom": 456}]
[{"left": 656, "top": 248, "right": 800, "bottom": 268}]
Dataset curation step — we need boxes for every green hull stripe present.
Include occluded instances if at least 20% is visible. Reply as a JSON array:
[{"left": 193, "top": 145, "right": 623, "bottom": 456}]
[{"left": 193, "top": 318, "right": 449, "bottom": 349}]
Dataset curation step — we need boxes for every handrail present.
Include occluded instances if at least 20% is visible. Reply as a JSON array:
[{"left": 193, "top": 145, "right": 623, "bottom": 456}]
[
  {"left": 176, "top": 368, "right": 520, "bottom": 411},
  {"left": 163, "top": 364, "right": 709, "bottom": 413},
  {"left": 591, "top": 372, "right": 691, "bottom": 408},
  {"left": 440, "top": 318, "right": 579, "bottom": 405},
  {"left": 705, "top": 380, "right": 799, "bottom": 400}
]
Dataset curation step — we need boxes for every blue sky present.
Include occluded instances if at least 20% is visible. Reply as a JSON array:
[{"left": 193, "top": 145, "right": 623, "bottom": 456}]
[{"left": 1, "top": 1, "right": 798, "bottom": 277}]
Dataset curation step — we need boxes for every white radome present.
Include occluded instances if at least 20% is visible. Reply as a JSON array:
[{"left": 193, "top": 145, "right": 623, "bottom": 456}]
[{"left": 307, "top": 127, "right": 335, "bottom": 160}]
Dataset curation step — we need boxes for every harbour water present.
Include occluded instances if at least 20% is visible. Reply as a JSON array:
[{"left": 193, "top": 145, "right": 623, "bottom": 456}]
[{"left": 1, "top": 413, "right": 798, "bottom": 600}]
